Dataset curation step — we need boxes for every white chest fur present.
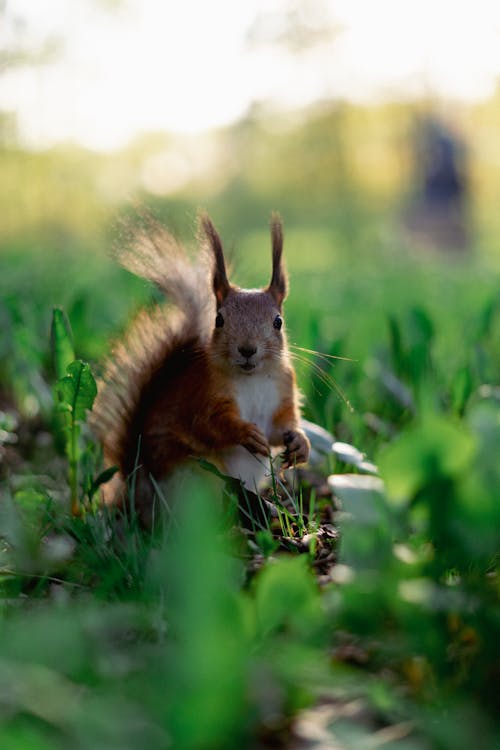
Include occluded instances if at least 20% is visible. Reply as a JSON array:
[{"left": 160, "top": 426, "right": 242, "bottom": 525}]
[
  {"left": 233, "top": 373, "right": 280, "bottom": 439},
  {"left": 222, "top": 373, "right": 281, "bottom": 490}
]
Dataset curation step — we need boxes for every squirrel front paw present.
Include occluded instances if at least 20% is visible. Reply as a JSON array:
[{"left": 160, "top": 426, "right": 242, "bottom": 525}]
[
  {"left": 283, "top": 429, "right": 310, "bottom": 468},
  {"left": 240, "top": 423, "right": 270, "bottom": 457}
]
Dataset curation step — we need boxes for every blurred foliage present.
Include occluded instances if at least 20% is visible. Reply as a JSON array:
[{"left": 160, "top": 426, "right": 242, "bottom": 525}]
[{"left": 0, "top": 92, "right": 499, "bottom": 748}]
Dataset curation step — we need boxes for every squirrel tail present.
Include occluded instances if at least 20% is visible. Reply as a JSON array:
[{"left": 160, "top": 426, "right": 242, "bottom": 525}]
[
  {"left": 119, "top": 215, "right": 214, "bottom": 335},
  {"left": 91, "top": 215, "right": 215, "bottom": 480}
]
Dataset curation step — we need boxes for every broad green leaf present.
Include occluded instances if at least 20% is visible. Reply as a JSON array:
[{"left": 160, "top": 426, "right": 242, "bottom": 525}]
[
  {"left": 254, "top": 556, "right": 322, "bottom": 637},
  {"left": 57, "top": 360, "right": 97, "bottom": 422},
  {"left": 378, "top": 415, "right": 475, "bottom": 505},
  {"left": 51, "top": 307, "right": 75, "bottom": 381}
]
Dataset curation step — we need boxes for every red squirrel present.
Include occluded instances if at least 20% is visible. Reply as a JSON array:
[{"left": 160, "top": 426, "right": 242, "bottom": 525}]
[{"left": 92, "top": 213, "right": 310, "bottom": 517}]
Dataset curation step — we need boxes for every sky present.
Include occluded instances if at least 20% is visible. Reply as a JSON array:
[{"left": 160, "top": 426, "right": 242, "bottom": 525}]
[{"left": 2, "top": 0, "right": 500, "bottom": 151}]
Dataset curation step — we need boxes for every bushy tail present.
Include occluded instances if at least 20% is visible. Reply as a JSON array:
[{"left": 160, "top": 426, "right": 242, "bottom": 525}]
[
  {"left": 119, "top": 215, "right": 214, "bottom": 335},
  {"left": 91, "top": 215, "right": 215, "bottom": 475}
]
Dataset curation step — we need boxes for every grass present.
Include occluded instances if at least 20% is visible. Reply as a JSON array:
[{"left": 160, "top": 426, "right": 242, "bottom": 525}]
[{"left": 0, "top": 214, "right": 499, "bottom": 749}]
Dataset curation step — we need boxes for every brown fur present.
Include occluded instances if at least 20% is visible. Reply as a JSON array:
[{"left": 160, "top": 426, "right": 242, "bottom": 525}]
[{"left": 91, "top": 213, "right": 309, "bottom": 518}]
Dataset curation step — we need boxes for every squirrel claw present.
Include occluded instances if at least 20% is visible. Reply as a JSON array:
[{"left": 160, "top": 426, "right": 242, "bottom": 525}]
[
  {"left": 242, "top": 423, "right": 270, "bottom": 457},
  {"left": 282, "top": 428, "right": 310, "bottom": 468}
]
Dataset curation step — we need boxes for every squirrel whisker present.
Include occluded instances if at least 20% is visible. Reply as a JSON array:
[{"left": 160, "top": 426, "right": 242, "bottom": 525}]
[{"left": 289, "top": 351, "right": 354, "bottom": 412}]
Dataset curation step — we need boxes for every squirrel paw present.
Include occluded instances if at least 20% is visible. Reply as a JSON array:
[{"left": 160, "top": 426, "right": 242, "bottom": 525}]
[
  {"left": 282, "top": 429, "right": 310, "bottom": 468},
  {"left": 241, "top": 423, "right": 270, "bottom": 457}
]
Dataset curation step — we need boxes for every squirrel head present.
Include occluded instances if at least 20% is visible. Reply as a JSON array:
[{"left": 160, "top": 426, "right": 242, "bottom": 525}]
[{"left": 201, "top": 213, "right": 289, "bottom": 376}]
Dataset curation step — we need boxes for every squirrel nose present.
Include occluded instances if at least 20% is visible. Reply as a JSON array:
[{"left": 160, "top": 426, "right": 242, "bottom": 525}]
[{"left": 238, "top": 345, "right": 257, "bottom": 360}]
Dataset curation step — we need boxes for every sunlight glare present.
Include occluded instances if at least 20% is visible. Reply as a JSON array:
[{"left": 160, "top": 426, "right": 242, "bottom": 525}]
[{"left": 2, "top": 0, "right": 500, "bottom": 150}]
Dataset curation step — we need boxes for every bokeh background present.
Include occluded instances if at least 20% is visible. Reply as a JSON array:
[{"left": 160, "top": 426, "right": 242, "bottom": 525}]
[
  {"left": 1, "top": 4, "right": 500, "bottom": 749},
  {"left": 4, "top": 0, "right": 500, "bottom": 246},
  {"left": 2, "top": 0, "right": 500, "bottom": 431}
]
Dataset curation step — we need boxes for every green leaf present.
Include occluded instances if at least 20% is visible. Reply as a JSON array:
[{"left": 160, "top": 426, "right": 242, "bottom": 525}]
[
  {"left": 254, "top": 557, "right": 322, "bottom": 637},
  {"left": 51, "top": 308, "right": 75, "bottom": 381},
  {"left": 410, "top": 306, "right": 434, "bottom": 345},
  {"left": 378, "top": 415, "right": 475, "bottom": 505},
  {"left": 476, "top": 294, "right": 497, "bottom": 339},
  {"left": 57, "top": 360, "right": 97, "bottom": 422},
  {"left": 197, "top": 458, "right": 245, "bottom": 497},
  {"left": 451, "top": 364, "right": 473, "bottom": 415},
  {"left": 197, "top": 458, "right": 227, "bottom": 480}
]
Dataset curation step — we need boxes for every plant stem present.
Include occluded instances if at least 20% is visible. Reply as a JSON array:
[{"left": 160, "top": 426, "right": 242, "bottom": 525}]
[{"left": 70, "top": 418, "right": 80, "bottom": 516}]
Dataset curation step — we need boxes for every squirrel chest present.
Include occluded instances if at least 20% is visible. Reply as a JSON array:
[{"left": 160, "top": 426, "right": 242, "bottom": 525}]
[
  {"left": 221, "top": 372, "right": 281, "bottom": 489},
  {"left": 232, "top": 373, "right": 280, "bottom": 438}
]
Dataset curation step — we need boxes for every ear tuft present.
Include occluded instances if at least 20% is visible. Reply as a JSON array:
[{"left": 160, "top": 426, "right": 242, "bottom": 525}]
[
  {"left": 200, "top": 212, "right": 230, "bottom": 307},
  {"left": 267, "top": 212, "right": 287, "bottom": 307}
]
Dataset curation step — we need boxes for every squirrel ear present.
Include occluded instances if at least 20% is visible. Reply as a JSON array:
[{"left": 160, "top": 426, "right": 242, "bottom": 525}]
[
  {"left": 200, "top": 213, "right": 231, "bottom": 307},
  {"left": 267, "top": 212, "right": 288, "bottom": 307}
]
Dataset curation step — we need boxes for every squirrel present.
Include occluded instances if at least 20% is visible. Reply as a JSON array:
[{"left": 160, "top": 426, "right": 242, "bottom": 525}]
[{"left": 91, "top": 213, "right": 310, "bottom": 520}]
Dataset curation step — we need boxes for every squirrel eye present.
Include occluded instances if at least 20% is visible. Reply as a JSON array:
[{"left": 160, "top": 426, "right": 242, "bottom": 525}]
[
  {"left": 273, "top": 314, "right": 283, "bottom": 330},
  {"left": 215, "top": 312, "right": 224, "bottom": 328}
]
